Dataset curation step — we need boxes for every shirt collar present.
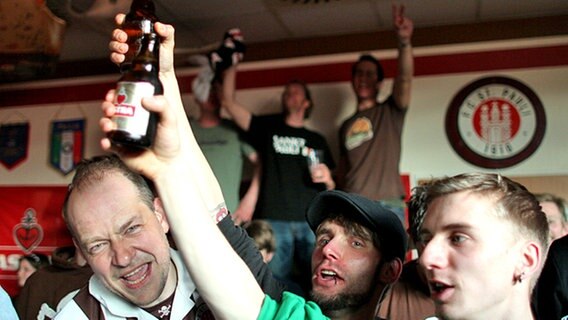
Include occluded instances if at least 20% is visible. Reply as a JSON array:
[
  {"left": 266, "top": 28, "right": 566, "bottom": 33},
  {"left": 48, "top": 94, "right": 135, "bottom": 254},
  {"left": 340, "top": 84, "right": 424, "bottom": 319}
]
[{"left": 88, "top": 249, "right": 197, "bottom": 319}]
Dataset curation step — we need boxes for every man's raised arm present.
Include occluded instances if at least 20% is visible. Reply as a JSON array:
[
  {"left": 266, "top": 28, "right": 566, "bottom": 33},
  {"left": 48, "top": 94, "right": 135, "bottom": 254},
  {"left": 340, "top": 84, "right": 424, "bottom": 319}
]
[
  {"left": 391, "top": 4, "right": 414, "bottom": 110},
  {"left": 222, "top": 66, "right": 253, "bottom": 131}
]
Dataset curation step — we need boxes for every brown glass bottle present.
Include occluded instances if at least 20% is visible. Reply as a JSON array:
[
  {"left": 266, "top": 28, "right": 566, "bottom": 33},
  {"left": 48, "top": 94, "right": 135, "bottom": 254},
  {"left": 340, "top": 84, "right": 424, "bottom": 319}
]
[
  {"left": 108, "top": 32, "right": 162, "bottom": 148},
  {"left": 120, "top": 0, "right": 158, "bottom": 72}
]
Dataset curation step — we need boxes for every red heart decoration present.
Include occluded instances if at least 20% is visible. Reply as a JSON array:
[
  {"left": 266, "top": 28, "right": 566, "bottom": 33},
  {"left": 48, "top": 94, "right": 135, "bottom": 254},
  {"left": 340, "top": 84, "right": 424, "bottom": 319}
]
[
  {"left": 13, "top": 224, "right": 43, "bottom": 253},
  {"left": 117, "top": 94, "right": 126, "bottom": 104}
]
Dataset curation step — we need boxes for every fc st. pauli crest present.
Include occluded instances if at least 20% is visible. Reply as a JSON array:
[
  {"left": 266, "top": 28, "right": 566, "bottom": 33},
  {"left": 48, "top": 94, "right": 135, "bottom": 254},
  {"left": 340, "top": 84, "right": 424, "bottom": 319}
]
[{"left": 445, "top": 76, "right": 546, "bottom": 169}]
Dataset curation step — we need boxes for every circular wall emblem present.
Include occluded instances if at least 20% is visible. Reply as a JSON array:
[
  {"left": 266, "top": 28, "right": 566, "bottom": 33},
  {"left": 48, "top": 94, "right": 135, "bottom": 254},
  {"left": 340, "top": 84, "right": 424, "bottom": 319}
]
[{"left": 445, "top": 76, "right": 546, "bottom": 168}]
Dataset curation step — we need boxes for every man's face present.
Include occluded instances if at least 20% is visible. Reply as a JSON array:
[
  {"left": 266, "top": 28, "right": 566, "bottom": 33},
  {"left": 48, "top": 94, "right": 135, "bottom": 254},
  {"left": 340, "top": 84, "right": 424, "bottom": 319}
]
[
  {"left": 67, "top": 173, "right": 174, "bottom": 308},
  {"left": 199, "top": 84, "right": 222, "bottom": 114},
  {"left": 352, "top": 60, "right": 380, "bottom": 101},
  {"left": 282, "top": 83, "right": 309, "bottom": 114},
  {"left": 419, "top": 191, "right": 523, "bottom": 319},
  {"left": 17, "top": 259, "right": 35, "bottom": 287},
  {"left": 540, "top": 201, "right": 567, "bottom": 241},
  {"left": 310, "top": 219, "right": 382, "bottom": 311}
]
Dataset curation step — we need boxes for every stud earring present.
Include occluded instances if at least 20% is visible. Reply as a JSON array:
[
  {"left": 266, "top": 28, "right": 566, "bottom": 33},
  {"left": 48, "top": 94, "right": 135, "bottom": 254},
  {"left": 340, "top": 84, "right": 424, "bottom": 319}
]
[{"left": 516, "top": 272, "right": 525, "bottom": 284}]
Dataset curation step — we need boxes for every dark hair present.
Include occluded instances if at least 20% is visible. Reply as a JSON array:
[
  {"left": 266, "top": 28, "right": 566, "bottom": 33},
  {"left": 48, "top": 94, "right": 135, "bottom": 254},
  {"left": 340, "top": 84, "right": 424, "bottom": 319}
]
[
  {"left": 20, "top": 253, "right": 50, "bottom": 270},
  {"left": 281, "top": 79, "right": 314, "bottom": 119},
  {"left": 62, "top": 155, "right": 156, "bottom": 237},
  {"left": 245, "top": 220, "right": 276, "bottom": 253},
  {"left": 316, "top": 213, "right": 382, "bottom": 260},
  {"left": 352, "top": 54, "right": 384, "bottom": 82},
  {"left": 407, "top": 182, "right": 431, "bottom": 244}
]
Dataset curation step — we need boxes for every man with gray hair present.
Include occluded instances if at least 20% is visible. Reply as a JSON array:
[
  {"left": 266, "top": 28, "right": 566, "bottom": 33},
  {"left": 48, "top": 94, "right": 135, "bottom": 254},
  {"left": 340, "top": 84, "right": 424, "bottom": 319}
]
[{"left": 535, "top": 192, "right": 568, "bottom": 241}]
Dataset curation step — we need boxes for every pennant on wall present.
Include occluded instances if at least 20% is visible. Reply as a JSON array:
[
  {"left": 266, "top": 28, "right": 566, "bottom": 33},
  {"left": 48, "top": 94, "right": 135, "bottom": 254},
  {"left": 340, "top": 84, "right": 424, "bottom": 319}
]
[
  {"left": 50, "top": 119, "right": 85, "bottom": 175},
  {"left": 0, "top": 122, "right": 30, "bottom": 170}
]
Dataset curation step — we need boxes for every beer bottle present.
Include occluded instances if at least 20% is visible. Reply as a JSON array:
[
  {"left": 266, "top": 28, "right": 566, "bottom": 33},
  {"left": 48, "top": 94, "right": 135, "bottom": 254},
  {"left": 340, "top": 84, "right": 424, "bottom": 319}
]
[
  {"left": 108, "top": 32, "right": 162, "bottom": 148},
  {"left": 120, "top": 0, "right": 158, "bottom": 72}
]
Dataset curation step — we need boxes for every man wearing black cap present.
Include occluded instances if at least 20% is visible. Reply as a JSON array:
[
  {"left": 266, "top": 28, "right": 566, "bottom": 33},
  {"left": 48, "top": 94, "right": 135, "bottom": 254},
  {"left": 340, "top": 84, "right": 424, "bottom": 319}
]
[{"left": 306, "top": 190, "right": 407, "bottom": 319}]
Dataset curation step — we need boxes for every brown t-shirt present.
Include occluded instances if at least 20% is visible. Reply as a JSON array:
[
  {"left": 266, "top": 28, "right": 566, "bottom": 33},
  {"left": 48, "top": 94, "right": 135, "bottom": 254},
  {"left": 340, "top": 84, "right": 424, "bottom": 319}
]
[
  {"left": 15, "top": 249, "right": 93, "bottom": 320},
  {"left": 376, "top": 260, "right": 436, "bottom": 320},
  {"left": 72, "top": 287, "right": 214, "bottom": 319},
  {"left": 340, "top": 96, "right": 406, "bottom": 200}
]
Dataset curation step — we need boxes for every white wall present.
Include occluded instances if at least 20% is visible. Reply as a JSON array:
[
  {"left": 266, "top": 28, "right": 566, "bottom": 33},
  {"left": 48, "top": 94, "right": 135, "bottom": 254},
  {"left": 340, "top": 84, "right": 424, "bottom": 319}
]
[
  {"left": 403, "top": 66, "right": 568, "bottom": 181},
  {"left": 1, "top": 36, "right": 567, "bottom": 188},
  {"left": 0, "top": 100, "right": 105, "bottom": 185}
]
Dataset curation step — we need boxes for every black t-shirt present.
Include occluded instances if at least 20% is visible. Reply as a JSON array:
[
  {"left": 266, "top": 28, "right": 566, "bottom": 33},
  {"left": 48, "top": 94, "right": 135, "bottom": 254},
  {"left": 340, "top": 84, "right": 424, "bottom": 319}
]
[
  {"left": 532, "top": 234, "right": 568, "bottom": 320},
  {"left": 247, "top": 114, "right": 335, "bottom": 221}
]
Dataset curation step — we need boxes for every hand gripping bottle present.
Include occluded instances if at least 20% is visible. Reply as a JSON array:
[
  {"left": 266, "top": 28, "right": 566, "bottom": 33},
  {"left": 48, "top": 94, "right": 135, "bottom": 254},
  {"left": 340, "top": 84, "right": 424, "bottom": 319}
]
[{"left": 108, "top": 32, "right": 162, "bottom": 148}]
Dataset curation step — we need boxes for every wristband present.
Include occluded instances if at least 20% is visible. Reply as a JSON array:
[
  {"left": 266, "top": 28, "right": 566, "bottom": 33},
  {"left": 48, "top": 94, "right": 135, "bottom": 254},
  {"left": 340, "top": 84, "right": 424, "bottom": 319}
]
[{"left": 212, "top": 202, "right": 229, "bottom": 223}]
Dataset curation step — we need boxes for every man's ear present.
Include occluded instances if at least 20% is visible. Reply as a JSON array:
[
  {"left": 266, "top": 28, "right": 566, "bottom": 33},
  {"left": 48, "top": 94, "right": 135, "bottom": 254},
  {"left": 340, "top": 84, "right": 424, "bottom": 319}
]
[
  {"left": 153, "top": 197, "right": 170, "bottom": 234},
  {"left": 514, "top": 241, "right": 542, "bottom": 283},
  {"left": 379, "top": 258, "right": 403, "bottom": 285}
]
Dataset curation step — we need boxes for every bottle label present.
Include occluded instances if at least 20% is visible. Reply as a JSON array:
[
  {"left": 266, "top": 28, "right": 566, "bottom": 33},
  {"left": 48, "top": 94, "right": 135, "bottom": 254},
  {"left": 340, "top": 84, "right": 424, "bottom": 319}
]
[{"left": 113, "top": 81, "right": 155, "bottom": 137}]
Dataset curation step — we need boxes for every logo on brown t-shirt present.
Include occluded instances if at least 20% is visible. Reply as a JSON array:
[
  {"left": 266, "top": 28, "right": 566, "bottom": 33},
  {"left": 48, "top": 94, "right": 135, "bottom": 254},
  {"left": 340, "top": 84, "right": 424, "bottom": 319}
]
[{"left": 345, "top": 117, "right": 374, "bottom": 150}]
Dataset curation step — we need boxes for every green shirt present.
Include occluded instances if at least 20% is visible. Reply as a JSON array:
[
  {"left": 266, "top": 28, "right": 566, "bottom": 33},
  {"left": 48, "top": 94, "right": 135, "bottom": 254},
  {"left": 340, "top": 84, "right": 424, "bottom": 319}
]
[
  {"left": 258, "top": 291, "right": 329, "bottom": 320},
  {"left": 191, "top": 119, "right": 255, "bottom": 212}
]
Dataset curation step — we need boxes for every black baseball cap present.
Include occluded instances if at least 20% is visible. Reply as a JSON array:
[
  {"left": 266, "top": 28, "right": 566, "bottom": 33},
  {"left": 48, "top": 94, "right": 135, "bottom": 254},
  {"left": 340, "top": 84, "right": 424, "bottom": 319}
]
[{"left": 306, "top": 190, "right": 407, "bottom": 261}]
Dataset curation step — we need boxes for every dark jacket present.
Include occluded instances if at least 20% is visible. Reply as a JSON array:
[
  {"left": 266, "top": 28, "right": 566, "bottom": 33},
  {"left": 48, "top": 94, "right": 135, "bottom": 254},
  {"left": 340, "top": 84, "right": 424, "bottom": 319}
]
[{"left": 532, "top": 234, "right": 568, "bottom": 320}]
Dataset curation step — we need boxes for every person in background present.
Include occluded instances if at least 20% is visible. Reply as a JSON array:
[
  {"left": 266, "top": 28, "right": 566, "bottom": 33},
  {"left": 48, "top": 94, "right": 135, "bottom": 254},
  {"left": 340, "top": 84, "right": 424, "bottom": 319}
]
[
  {"left": 191, "top": 76, "right": 261, "bottom": 225},
  {"left": 17, "top": 253, "right": 50, "bottom": 288},
  {"left": 15, "top": 246, "right": 92, "bottom": 320},
  {"left": 245, "top": 219, "right": 306, "bottom": 297},
  {"left": 535, "top": 192, "right": 568, "bottom": 241},
  {"left": 532, "top": 233, "right": 568, "bottom": 320},
  {"left": 0, "top": 285, "right": 18, "bottom": 320},
  {"left": 223, "top": 63, "right": 336, "bottom": 294},
  {"left": 337, "top": 4, "right": 414, "bottom": 224},
  {"left": 246, "top": 220, "right": 276, "bottom": 264},
  {"left": 418, "top": 173, "right": 549, "bottom": 320},
  {"left": 376, "top": 181, "right": 436, "bottom": 319}
]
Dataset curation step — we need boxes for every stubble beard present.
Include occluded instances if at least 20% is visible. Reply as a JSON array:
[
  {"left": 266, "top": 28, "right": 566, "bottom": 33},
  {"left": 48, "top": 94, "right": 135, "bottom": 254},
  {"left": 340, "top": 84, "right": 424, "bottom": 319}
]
[
  {"left": 310, "top": 290, "right": 373, "bottom": 314},
  {"left": 309, "top": 270, "right": 379, "bottom": 315}
]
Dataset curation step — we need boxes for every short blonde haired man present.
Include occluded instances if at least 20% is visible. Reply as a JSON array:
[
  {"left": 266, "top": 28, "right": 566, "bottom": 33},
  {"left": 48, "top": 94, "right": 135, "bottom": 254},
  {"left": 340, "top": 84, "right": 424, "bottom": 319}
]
[{"left": 418, "top": 173, "right": 549, "bottom": 320}]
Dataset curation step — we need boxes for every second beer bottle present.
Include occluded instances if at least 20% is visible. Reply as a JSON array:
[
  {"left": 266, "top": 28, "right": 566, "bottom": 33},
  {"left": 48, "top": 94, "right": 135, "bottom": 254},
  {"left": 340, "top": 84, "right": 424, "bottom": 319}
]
[{"left": 108, "top": 31, "right": 162, "bottom": 148}]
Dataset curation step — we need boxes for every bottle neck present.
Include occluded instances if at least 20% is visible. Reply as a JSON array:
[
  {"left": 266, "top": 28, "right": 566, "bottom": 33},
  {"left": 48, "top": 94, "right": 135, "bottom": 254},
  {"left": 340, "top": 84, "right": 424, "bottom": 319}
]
[
  {"left": 129, "top": 0, "right": 158, "bottom": 23},
  {"left": 130, "top": 0, "right": 156, "bottom": 12},
  {"left": 132, "top": 33, "right": 160, "bottom": 73}
]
